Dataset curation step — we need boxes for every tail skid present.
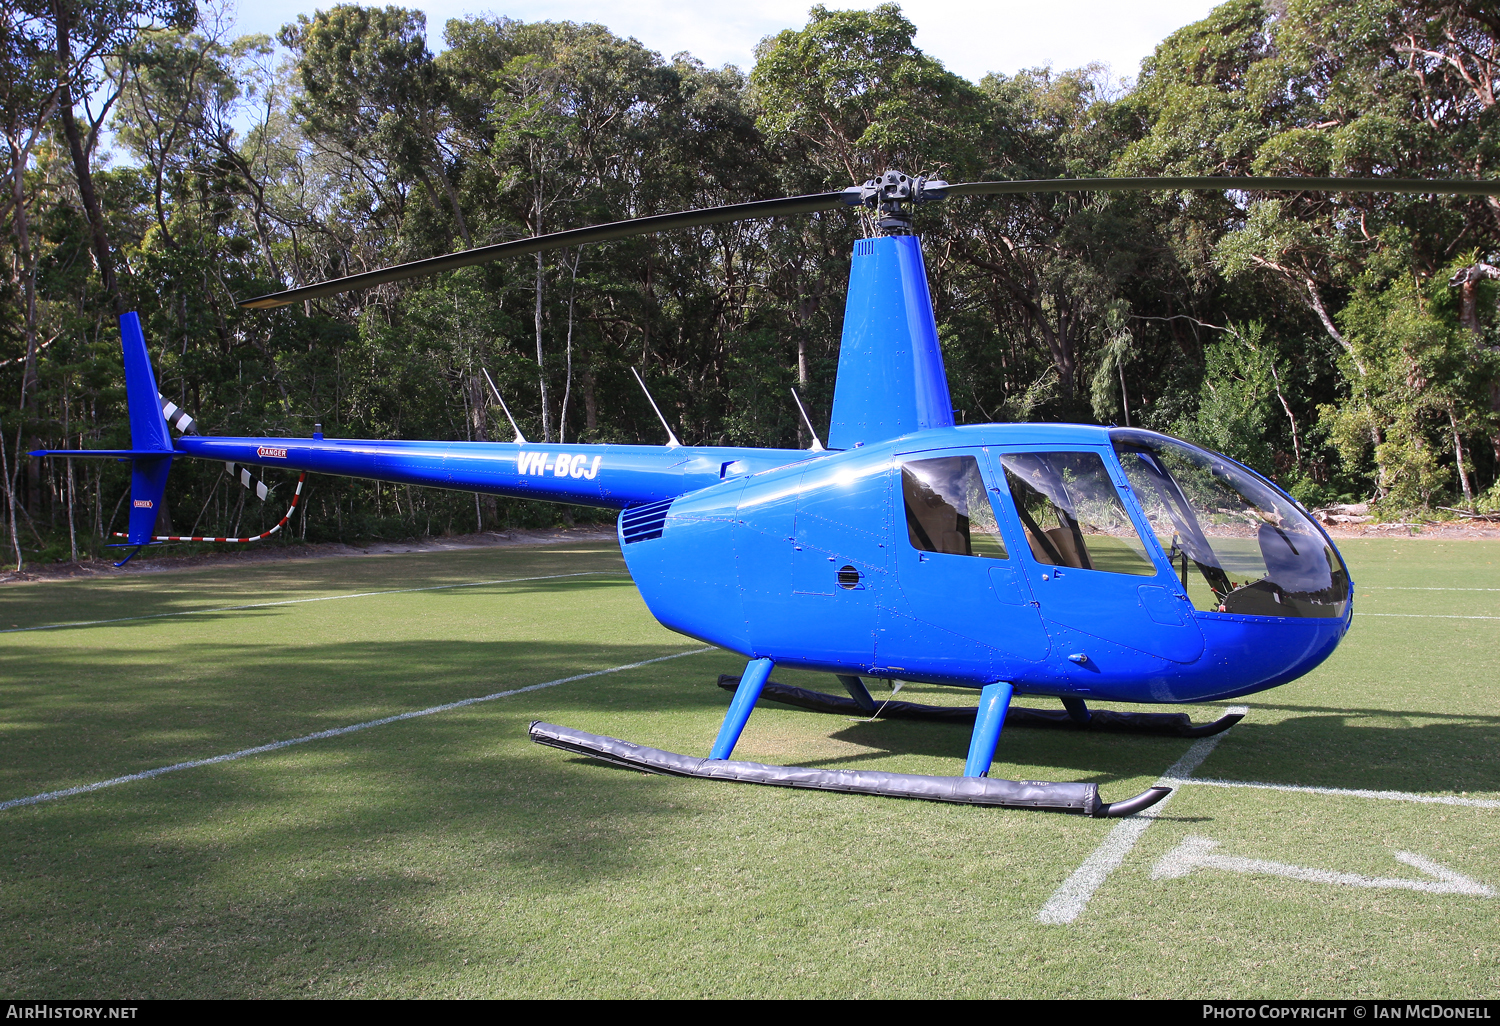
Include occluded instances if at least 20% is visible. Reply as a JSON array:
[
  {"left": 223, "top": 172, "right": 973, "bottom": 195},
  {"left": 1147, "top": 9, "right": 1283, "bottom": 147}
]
[{"left": 110, "top": 472, "right": 306, "bottom": 545}]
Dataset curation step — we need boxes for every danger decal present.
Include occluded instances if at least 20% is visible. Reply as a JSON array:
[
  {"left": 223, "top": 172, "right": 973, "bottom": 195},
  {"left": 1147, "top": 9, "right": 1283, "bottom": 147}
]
[{"left": 256, "top": 446, "right": 288, "bottom": 459}]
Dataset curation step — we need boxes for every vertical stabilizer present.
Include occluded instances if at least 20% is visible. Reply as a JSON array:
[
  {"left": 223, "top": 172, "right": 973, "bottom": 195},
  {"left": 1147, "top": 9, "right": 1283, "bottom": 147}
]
[
  {"left": 119, "top": 312, "right": 175, "bottom": 545},
  {"left": 122, "top": 312, "right": 173, "bottom": 453},
  {"left": 826, "top": 235, "right": 954, "bottom": 449}
]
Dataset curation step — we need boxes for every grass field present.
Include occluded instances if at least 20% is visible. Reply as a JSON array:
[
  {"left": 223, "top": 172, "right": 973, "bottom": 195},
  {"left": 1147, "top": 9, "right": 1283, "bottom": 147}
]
[{"left": 1, "top": 539, "right": 1496, "bottom": 998}]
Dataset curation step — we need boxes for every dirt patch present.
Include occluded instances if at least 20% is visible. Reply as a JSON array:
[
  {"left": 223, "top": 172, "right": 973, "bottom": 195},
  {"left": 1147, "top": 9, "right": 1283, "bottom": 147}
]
[
  {"left": 1311, "top": 502, "right": 1500, "bottom": 539},
  {"left": 1317, "top": 519, "right": 1500, "bottom": 540},
  {"left": 0, "top": 527, "right": 619, "bottom": 587}
]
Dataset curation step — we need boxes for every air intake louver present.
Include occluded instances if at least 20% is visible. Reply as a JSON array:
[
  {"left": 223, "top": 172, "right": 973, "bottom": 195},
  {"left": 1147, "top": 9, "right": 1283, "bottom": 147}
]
[{"left": 621, "top": 499, "right": 673, "bottom": 544}]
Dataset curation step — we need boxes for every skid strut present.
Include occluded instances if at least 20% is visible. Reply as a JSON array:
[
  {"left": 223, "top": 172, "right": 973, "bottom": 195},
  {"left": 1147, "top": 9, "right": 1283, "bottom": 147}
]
[
  {"left": 528, "top": 722, "right": 1170, "bottom": 817},
  {"left": 717, "top": 675, "right": 1244, "bottom": 739}
]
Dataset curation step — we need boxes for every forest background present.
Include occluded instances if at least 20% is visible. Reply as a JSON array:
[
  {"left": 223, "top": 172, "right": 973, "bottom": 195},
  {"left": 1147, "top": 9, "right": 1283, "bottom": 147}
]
[{"left": 5, "top": 0, "right": 1500, "bottom": 566}]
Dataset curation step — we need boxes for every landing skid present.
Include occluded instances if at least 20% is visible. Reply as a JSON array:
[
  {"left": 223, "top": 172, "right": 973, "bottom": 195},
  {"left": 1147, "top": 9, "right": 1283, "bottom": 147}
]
[
  {"left": 528, "top": 721, "right": 1171, "bottom": 817},
  {"left": 717, "top": 675, "right": 1244, "bottom": 739}
]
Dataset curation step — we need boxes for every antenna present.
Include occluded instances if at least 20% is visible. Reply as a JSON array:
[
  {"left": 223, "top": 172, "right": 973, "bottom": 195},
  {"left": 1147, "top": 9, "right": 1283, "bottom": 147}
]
[
  {"left": 790, "top": 387, "right": 825, "bottom": 451},
  {"left": 631, "top": 366, "right": 682, "bottom": 447},
  {"left": 482, "top": 368, "right": 528, "bottom": 443}
]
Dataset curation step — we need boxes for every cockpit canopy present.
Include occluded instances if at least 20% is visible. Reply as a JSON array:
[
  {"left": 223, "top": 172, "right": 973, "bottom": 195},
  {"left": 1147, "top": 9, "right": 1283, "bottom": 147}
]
[
  {"left": 1110, "top": 429, "right": 1350, "bottom": 618},
  {"left": 894, "top": 428, "right": 1348, "bottom": 621}
]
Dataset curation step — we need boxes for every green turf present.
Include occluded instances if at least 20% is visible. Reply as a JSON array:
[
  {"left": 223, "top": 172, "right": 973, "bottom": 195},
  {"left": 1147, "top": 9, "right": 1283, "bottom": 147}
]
[{"left": 1, "top": 540, "right": 1496, "bottom": 998}]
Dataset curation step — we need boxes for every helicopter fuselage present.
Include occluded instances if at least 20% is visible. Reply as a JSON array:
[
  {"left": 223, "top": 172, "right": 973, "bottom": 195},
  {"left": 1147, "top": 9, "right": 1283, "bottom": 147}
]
[{"left": 623, "top": 423, "right": 1353, "bottom": 705}]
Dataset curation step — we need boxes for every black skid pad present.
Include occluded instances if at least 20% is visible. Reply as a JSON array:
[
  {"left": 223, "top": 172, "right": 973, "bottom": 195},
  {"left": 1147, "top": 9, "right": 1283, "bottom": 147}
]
[{"left": 528, "top": 721, "right": 1169, "bottom": 817}]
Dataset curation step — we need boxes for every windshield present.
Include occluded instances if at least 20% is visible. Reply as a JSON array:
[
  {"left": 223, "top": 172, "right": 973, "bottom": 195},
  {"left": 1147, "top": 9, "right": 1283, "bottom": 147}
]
[{"left": 1111, "top": 429, "right": 1349, "bottom": 618}]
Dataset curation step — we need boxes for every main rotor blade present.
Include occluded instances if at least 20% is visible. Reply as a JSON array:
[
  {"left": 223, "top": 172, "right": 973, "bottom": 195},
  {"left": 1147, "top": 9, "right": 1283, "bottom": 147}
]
[
  {"left": 238, "top": 190, "right": 854, "bottom": 309},
  {"left": 939, "top": 176, "right": 1500, "bottom": 198},
  {"left": 240, "top": 174, "right": 1500, "bottom": 310}
]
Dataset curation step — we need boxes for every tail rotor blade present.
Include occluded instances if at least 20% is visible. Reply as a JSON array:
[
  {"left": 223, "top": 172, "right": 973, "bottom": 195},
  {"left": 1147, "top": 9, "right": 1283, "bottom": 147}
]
[
  {"left": 227, "top": 462, "right": 272, "bottom": 502},
  {"left": 159, "top": 393, "right": 198, "bottom": 435}
]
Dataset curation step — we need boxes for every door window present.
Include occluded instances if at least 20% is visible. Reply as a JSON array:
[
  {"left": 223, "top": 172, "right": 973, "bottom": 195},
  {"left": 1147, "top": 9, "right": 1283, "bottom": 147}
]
[
  {"left": 999, "top": 451, "right": 1156, "bottom": 576},
  {"left": 901, "top": 455, "right": 1008, "bottom": 559}
]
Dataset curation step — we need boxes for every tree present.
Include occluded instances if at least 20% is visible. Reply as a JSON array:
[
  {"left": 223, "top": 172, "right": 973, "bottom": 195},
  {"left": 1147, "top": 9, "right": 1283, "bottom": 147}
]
[
  {"left": 752, "top": 3, "right": 981, "bottom": 190},
  {"left": 51, "top": 0, "right": 197, "bottom": 314},
  {"left": 280, "top": 5, "right": 470, "bottom": 249}
]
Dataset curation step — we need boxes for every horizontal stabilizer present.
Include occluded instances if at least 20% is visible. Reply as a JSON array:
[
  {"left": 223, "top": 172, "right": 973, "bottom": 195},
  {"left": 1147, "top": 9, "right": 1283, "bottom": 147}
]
[{"left": 31, "top": 449, "right": 181, "bottom": 460}]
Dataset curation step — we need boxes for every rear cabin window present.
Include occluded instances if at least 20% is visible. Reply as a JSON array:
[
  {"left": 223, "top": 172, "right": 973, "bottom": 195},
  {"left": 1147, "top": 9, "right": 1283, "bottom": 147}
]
[
  {"left": 901, "top": 456, "right": 1008, "bottom": 559},
  {"left": 999, "top": 451, "right": 1156, "bottom": 576}
]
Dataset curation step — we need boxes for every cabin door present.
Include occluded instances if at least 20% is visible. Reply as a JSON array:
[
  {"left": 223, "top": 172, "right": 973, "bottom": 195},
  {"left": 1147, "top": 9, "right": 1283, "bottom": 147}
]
[
  {"left": 880, "top": 448, "right": 1051, "bottom": 681},
  {"left": 993, "top": 446, "right": 1204, "bottom": 664},
  {"left": 785, "top": 458, "right": 887, "bottom": 671}
]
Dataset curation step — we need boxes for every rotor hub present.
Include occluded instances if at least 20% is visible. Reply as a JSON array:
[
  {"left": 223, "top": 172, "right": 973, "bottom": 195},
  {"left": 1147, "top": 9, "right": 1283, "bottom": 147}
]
[{"left": 844, "top": 170, "right": 950, "bottom": 235}]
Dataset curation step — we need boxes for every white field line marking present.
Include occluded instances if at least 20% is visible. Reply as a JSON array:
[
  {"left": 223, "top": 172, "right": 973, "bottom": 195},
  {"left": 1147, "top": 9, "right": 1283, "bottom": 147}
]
[
  {"left": 1151, "top": 836, "right": 1495, "bottom": 897},
  {"left": 1364, "top": 587, "right": 1500, "bottom": 592},
  {"left": 1359, "top": 613, "right": 1500, "bottom": 620},
  {"left": 1034, "top": 706, "right": 1247, "bottom": 926},
  {"left": 1, "top": 570, "right": 630, "bottom": 634},
  {"left": 0, "top": 647, "right": 712, "bottom": 813},
  {"left": 1182, "top": 777, "right": 1500, "bottom": 809}
]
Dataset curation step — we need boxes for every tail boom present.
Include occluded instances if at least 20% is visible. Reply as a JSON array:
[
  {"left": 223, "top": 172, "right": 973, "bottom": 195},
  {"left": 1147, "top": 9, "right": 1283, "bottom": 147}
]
[{"left": 174, "top": 436, "right": 818, "bottom": 510}]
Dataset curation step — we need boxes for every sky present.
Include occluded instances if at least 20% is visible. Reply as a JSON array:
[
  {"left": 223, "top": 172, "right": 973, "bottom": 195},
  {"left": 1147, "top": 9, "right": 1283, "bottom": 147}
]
[{"left": 219, "top": 0, "right": 1224, "bottom": 86}]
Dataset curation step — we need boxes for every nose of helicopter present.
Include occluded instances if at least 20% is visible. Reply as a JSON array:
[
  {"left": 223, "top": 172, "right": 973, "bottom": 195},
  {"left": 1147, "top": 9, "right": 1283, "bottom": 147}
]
[
  {"left": 1011, "top": 597, "right": 1352, "bottom": 706},
  {"left": 1182, "top": 599, "right": 1352, "bottom": 702}
]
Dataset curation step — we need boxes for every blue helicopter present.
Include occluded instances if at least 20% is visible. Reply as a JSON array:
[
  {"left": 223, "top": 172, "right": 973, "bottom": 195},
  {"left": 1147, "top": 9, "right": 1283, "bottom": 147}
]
[{"left": 39, "top": 171, "right": 1499, "bottom": 817}]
